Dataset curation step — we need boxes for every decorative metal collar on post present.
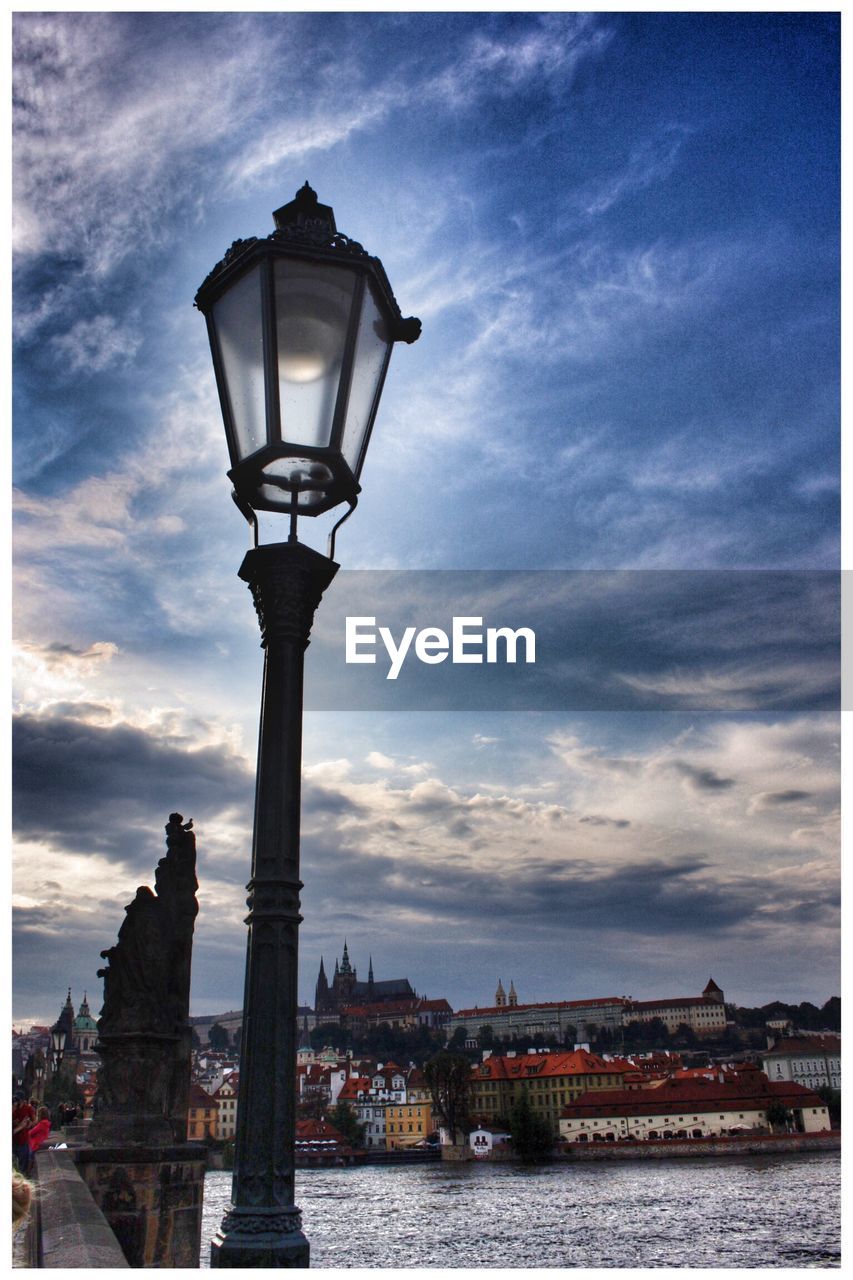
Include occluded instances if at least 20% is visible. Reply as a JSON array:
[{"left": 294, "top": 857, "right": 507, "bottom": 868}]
[{"left": 196, "top": 185, "right": 420, "bottom": 1268}]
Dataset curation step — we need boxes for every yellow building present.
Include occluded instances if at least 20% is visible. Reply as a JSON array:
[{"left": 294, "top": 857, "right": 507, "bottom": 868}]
[
  {"left": 187, "top": 1083, "right": 218, "bottom": 1141},
  {"left": 470, "top": 1050, "right": 628, "bottom": 1137},
  {"left": 385, "top": 1100, "right": 434, "bottom": 1148}
]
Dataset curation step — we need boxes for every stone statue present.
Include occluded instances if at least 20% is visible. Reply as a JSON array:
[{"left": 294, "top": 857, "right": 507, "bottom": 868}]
[{"left": 92, "top": 814, "right": 199, "bottom": 1146}]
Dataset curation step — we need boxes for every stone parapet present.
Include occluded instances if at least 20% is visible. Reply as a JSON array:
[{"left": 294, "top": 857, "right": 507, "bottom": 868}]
[
  {"left": 33, "top": 1148, "right": 129, "bottom": 1268},
  {"left": 74, "top": 1143, "right": 207, "bottom": 1267}
]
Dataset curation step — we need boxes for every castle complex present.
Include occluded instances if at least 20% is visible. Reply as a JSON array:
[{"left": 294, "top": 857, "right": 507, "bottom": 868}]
[{"left": 314, "top": 943, "right": 416, "bottom": 1020}]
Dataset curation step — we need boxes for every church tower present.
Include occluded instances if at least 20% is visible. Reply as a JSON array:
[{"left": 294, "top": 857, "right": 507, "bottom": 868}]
[
  {"left": 368, "top": 956, "right": 375, "bottom": 1002},
  {"left": 315, "top": 957, "right": 330, "bottom": 1014},
  {"left": 495, "top": 979, "right": 507, "bottom": 1008},
  {"left": 508, "top": 980, "right": 518, "bottom": 1008},
  {"left": 334, "top": 940, "right": 357, "bottom": 1004},
  {"left": 703, "top": 976, "right": 724, "bottom": 1004}
]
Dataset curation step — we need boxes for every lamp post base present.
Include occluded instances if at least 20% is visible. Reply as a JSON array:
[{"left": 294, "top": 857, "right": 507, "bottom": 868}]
[{"left": 210, "top": 1207, "right": 310, "bottom": 1268}]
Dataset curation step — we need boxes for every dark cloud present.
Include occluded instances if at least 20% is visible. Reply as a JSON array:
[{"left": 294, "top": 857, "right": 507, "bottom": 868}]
[
  {"left": 675, "top": 763, "right": 736, "bottom": 791},
  {"left": 761, "top": 789, "right": 813, "bottom": 805},
  {"left": 302, "top": 785, "right": 363, "bottom": 818},
  {"left": 13, "top": 710, "right": 254, "bottom": 865},
  {"left": 305, "top": 570, "right": 839, "bottom": 713},
  {"left": 10, "top": 710, "right": 374, "bottom": 901},
  {"left": 43, "top": 641, "right": 99, "bottom": 658},
  {"left": 579, "top": 814, "right": 631, "bottom": 828},
  {"left": 299, "top": 833, "right": 828, "bottom": 945},
  {"left": 47, "top": 701, "right": 114, "bottom": 720}
]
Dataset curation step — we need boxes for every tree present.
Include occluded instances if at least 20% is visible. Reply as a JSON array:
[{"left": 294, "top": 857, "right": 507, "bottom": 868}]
[
  {"left": 593, "top": 1026, "right": 614, "bottom": 1051},
  {"left": 447, "top": 1027, "right": 468, "bottom": 1052},
  {"left": 508, "top": 1091, "right": 553, "bottom": 1163},
  {"left": 296, "top": 1093, "right": 328, "bottom": 1120},
  {"left": 424, "top": 1051, "right": 471, "bottom": 1144},
  {"left": 478, "top": 1024, "right": 496, "bottom": 1049},
  {"left": 765, "top": 1100, "right": 791, "bottom": 1133},
  {"left": 208, "top": 1023, "right": 230, "bottom": 1051},
  {"left": 44, "top": 1062, "right": 83, "bottom": 1112},
  {"left": 672, "top": 1023, "right": 697, "bottom": 1049},
  {"left": 328, "top": 1101, "right": 365, "bottom": 1147}
]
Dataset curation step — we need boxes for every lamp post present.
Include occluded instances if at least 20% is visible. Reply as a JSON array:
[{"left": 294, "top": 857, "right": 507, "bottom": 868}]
[
  {"left": 50, "top": 989, "right": 73, "bottom": 1075},
  {"left": 196, "top": 184, "right": 419, "bottom": 1268},
  {"left": 33, "top": 1051, "right": 46, "bottom": 1102}
]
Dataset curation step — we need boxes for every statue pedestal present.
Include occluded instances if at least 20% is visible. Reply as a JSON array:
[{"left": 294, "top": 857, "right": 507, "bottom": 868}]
[{"left": 74, "top": 1144, "right": 207, "bottom": 1268}]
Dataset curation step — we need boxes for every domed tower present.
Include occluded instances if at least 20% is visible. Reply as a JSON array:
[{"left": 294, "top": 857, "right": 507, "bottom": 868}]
[
  {"left": 495, "top": 979, "right": 507, "bottom": 1008},
  {"left": 73, "top": 993, "right": 98, "bottom": 1055}
]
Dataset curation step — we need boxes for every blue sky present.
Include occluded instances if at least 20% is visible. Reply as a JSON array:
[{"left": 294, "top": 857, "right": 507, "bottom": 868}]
[{"left": 12, "top": 11, "right": 839, "bottom": 1026}]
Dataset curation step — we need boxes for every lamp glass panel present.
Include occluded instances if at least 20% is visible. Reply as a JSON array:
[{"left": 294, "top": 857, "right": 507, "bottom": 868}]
[
  {"left": 212, "top": 264, "right": 267, "bottom": 463},
  {"left": 258, "top": 455, "right": 334, "bottom": 510},
  {"left": 273, "top": 258, "right": 357, "bottom": 466},
  {"left": 340, "top": 280, "right": 392, "bottom": 474},
  {"left": 258, "top": 482, "right": 326, "bottom": 511}
]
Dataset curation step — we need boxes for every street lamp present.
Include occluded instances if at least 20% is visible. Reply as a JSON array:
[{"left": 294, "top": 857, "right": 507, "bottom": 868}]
[
  {"left": 196, "top": 184, "right": 419, "bottom": 1268},
  {"left": 50, "top": 991, "right": 73, "bottom": 1075},
  {"left": 34, "top": 1052, "right": 46, "bottom": 1101}
]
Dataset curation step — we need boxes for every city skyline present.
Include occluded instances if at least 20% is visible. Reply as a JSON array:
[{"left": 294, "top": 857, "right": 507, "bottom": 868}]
[{"left": 12, "top": 11, "right": 839, "bottom": 1027}]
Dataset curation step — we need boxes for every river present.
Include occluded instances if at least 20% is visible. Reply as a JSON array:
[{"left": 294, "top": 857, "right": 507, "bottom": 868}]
[{"left": 201, "top": 1151, "right": 840, "bottom": 1268}]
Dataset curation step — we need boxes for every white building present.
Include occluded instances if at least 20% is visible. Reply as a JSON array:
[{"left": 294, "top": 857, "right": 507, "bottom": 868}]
[
  {"left": 212, "top": 1072, "right": 239, "bottom": 1140},
  {"left": 337, "top": 1075, "right": 387, "bottom": 1148},
  {"left": 623, "top": 978, "right": 728, "bottom": 1038},
  {"left": 559, "top": 1068, "right": 830, "bottom": 1143},
  {"left": 761, "top": 1035, "right": 840, "bottom": 1092}
]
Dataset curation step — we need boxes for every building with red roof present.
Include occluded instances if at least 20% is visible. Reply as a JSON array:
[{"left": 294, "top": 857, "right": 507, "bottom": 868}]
[
  {"left": 445, "top": 996, "right": 628, "bottom": 1046},
  {"left": 623, "top": 977, "right": 728, "bottom": 1038},
  {"left": 470, "top": 1049, "right": 631, "bottom": 1136},
  {"left": 559, "top": 1070, "right": 830, "bottom": 1144},
  {"left": 187, "top": 1083, "right": 218, "bottom": 1141},
  {"left": 761, "top": 1034, "right": 840, "bottom": 1092}
]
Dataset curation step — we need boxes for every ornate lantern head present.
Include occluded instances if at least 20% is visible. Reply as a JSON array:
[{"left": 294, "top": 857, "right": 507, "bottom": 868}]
[{"left": 195, "top": 183, "right": 421, "bottom": 522}]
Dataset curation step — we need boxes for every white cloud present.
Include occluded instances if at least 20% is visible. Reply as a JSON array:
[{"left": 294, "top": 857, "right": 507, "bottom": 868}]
[
  {"left": 576, "top": 124, "right": 692, "bottom": 217},
  {"left": 548, "top": 716, "right": 839, "bottom": 866},
  {"left": 366, "top": 750, "right": 395, "bottom": 769},
  {"left": 51, "top": 315, "right": 141, "bottom": 374},
  {"left": 13, "top": 13, "right": 269, "bottom": 276}
]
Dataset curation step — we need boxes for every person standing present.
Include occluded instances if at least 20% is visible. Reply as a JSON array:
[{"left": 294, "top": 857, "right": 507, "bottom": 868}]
[{"left": 12, "top": 1094, "right": 35, "bottom": 1174}]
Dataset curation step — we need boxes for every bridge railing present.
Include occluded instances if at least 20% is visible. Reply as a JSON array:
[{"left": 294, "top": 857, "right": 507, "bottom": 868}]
[{"left": 29, "top": 1149, "right": 129, "bottom": 1269}]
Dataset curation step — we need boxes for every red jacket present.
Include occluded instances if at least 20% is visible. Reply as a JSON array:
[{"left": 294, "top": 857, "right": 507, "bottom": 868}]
[
  {"left": 12, "top": 1101, "right": 35, "bottom": 1144},
  {"left": 28, "top": 1119, "right": 51, "bottom": 1152}
]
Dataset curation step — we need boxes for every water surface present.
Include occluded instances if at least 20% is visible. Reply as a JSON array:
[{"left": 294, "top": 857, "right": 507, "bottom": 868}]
[{"left": 201, "top": 1152, "right": 840, "bottom": 1268}]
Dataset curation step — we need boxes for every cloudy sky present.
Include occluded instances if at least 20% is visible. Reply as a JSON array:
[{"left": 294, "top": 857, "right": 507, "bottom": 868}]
[{"left": 12, "top": 10, "right": 839, "bottom": 1028}]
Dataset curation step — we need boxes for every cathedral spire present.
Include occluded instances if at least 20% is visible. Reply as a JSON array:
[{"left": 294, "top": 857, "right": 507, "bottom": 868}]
[
  {"left": 368, "top": 955, "right": 374, "bottom": 983},
  {"left": 340, "top": 940, "right": 353, "bottom": 976}
]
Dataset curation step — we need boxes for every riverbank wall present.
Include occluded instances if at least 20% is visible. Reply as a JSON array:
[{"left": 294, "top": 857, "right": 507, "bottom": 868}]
[{"left": 558, "top": 1131, "right": 840, "bottom": 1161}]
